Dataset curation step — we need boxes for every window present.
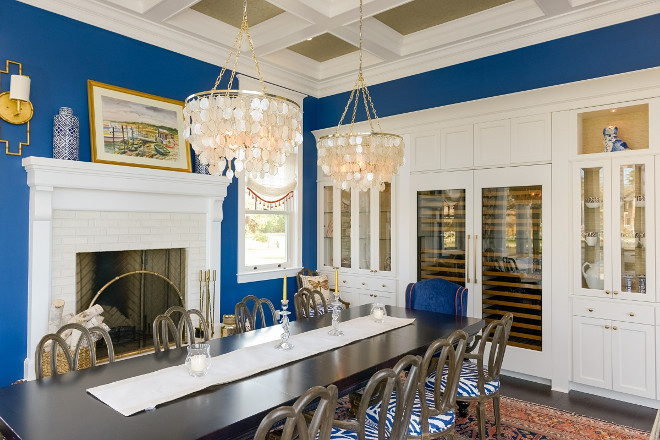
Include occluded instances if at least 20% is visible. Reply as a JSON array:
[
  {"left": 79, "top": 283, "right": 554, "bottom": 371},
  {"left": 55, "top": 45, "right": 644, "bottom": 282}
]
[
  {"left": 237, "top": 151, "right": 302, "bottom": 282},
  {"left": 235, "top": 74, "right": 304, "bottom": 283}
]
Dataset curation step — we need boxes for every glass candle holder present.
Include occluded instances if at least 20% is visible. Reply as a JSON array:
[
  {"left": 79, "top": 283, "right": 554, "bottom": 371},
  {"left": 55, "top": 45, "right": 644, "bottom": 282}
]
[
  {"left": 371, "top": 302, "right": 386, "bottom": 323},
  {"left": 185, "top": 343, "right": 211, "bottom": 377}
]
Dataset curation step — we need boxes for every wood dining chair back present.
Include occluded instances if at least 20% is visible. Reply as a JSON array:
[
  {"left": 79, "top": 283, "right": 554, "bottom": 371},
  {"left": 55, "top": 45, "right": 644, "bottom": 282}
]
[
  {"left": 330, "top": 354, "right": 422, "bottom": 440},
  {"left": 452, "top": 312, "right": 514, "bottom": 440},
  {"left": 403, "top": 329, "right": 468, "bottom": 439},
  {"left": 153, "top": 307, "right": 209, "bottom": 352},
  {"left": 254, "top": 384, "right": 338, "bottom": 440},
  {"left": 296, "top": 268, "right": 320, "bottom": 290},
  {"left": 35, "top": 323, "right": 115, "bottom": 379},
  {"left": 234, "top": 295, "right": 278, "bottom": 333},
  {"left": 294, "top": 287, "right": 328, "bottom": 319}
]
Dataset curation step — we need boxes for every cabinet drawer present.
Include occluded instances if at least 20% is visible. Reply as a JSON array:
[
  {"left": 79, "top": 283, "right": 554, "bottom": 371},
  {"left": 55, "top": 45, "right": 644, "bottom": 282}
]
[
  {"left": 572, "top": 297, "right": 654, "bottom": 324},
  {"left": 339, "top": 274, "right": 396, "bottom": 293}
]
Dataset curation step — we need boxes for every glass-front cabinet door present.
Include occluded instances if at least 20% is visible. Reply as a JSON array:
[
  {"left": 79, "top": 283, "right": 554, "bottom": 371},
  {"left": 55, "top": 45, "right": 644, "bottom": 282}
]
[
  {"left": 573, "top": 157, "right": 655, "bottom": 301},
  {"left": 412, "top": 170, "right": 474, "bottom": 309},
  {"left": 612, "top": 157, "right": 654, "bottom": 301},
  {"left": 318, "top": 182, "right": 394, "bottom": 274}
]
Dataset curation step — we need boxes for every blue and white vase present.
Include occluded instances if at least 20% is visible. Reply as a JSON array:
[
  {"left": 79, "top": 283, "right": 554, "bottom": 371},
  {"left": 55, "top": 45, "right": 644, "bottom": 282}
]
[
  {"left": 194, "top": 153, "right": 210, "bottom": 175},
  {"left": 53, "top": 107, "right": 79, "bottom": 160}
]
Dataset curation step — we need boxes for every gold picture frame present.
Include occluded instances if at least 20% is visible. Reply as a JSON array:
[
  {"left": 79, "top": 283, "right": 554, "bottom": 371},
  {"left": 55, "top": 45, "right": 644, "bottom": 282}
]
[{"left": 88, "top": 80, "right": 191, "bottom": 172}]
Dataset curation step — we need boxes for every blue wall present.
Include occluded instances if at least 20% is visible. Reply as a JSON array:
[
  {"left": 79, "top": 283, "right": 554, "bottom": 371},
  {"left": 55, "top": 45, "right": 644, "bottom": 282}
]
[{"left": 2, "top": 0, "right": 660, "bottom": 387}]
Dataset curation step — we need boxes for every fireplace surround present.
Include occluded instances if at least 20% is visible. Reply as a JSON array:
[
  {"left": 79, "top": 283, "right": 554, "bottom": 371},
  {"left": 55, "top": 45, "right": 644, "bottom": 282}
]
[{"left": 23, "top": 157, "right": 229, "bottom": 379}]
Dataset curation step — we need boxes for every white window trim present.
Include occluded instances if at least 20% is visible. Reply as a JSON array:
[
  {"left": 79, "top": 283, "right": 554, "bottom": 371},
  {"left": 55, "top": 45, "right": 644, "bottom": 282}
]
[{"left": 237, "top": 75, "right": 305, "bottom": 284}]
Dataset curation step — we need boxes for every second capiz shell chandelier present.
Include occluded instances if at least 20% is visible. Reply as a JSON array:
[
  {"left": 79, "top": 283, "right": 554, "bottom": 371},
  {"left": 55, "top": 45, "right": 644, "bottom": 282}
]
[{"left": 316, "top": 0, "right": 404, "bottom": 192}]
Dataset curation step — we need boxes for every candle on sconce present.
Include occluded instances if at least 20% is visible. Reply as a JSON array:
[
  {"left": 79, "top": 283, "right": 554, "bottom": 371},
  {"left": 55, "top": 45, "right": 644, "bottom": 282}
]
[
  {"left": 283, "top": 275, "right": 287, "bottom": 301},
  {"left": 212, "top": 270, "right": 216, "bottom": 281},
  {"left": 335, "top": 269, "right": 338, "bottom": 294},
  {"left": 199, "top": 269, "right": 203, "bottom": 281}
]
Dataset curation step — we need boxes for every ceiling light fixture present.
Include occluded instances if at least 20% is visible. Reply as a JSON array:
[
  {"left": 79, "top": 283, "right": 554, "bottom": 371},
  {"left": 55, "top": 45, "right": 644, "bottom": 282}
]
[
  {"left": 316, "top": 0, "right": 404, "bottom": 192},
  {"left": 183, "top": 0, "right": 303, "bottom": 180}
]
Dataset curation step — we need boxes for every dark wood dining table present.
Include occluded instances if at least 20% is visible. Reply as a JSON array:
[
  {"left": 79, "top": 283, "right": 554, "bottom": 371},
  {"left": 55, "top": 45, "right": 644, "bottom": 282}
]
[{"left": 0, "top": 305, "right": 484, "bottom": 440}]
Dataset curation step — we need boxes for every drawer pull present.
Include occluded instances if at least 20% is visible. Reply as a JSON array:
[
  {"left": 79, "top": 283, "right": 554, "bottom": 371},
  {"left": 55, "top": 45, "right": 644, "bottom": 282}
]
[
  {"left": 382, "top": 284, "right": 387, "bottom": 288},
  {"left": 343, "top": 280, "right": 347, "bottom": 284},
  {"left": 613, "top": 326, "right": 618, "bottom": 330},
  {"left": 613, "top": 290, "right": 619, "bottom": 295},
  {"left": 588, "top": 308, "right": 594, "bottom": 312},
  {"left": 373, "top": 294, "right": 378, "bottom": 298},
  {"left": 369, "top": 294, "right": 374, "bottom": 297},
  {"left": 605, "top": 290, "right": 611, "bottom": 295},
  {"left": 629, "top": 312, "right": 635, "bottom": 317},
  {"left": 362, "top": 282, "right": 366, "bottom": 286},
  {"left": 605, "top": 325, "right": 610, "bottom": 329}
]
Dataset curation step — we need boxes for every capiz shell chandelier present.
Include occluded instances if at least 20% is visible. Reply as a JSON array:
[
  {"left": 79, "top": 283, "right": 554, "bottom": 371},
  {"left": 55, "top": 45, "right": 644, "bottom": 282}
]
[
  {"left": 183, "top": 0, "right": 303, "bottom": 180},
  {"left": 317, "top": 0, "right": 404, "bottom": 192}
]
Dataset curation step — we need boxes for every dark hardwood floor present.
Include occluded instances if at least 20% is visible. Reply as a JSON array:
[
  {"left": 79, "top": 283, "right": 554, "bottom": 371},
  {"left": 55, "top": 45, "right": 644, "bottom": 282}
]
[{"left": 500, "top": 375, "right": 658, "bottom": 432}]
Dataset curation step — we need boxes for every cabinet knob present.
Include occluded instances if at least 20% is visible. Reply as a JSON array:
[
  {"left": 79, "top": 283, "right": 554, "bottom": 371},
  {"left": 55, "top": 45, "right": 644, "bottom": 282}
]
[
  {"left": 382, "top": 284, "right": 387, "bottom": 288},
  {"left": 342, "top": 280, "right": 347, "bottom": 283},
  {"left": 613, "top": 290, "right": 619, "bottom": 295},
  {"left": 613, "top": 326, "right": 618, "bottom": 330},
  {"left": 373, "top": 294, "right": 378, "bottom": 297},
  {"left": 588, "top": 308, "right": 594, "bottom": 312},
  {"left": 629, "top": 312, "right": 635, "bottom": 316},
  {"left": 369, "top": 294, "right": 374, "bottom": 297},
  {"left": 605, "top": 290, "right": 611, "bottom": 295},
  {"left": 362, "top": 282, "right": 366, "bottom": 286},
  {"left": 605, "top": 325, "right": 610, "bottom": 329}
]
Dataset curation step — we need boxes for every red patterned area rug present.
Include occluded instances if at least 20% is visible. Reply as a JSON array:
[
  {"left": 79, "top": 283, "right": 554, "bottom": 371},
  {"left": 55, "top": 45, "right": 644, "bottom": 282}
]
[
  {"left": 333, "top": 395, "right": 649, "bottom": 440},
  {"left": 454, "top": 396, "right": 649, "bottom": 440}
]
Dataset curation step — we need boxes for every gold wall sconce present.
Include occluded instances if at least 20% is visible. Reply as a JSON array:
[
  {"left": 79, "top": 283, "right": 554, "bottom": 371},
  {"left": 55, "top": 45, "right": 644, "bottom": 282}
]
[{"left": 0, "top": 60, "right": 32, "bottom": 156}]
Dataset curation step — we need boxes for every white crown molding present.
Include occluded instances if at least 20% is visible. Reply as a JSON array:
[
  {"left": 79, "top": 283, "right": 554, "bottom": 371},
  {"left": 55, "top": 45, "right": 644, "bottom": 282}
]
[
  {"left": 401, "top": 0, "right": 544, "bottom": 56},
  {"left": 17, "top": 0, "right": 660, "bottom": 99},
  {"left": 316, "top": 0, "right": 660, "bottom": 96}
]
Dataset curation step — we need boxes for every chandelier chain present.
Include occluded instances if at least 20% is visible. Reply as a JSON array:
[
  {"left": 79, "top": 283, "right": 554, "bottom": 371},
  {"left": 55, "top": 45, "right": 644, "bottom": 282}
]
[{"left": 211, "top": 0, "right": 267, "bottom": 94}]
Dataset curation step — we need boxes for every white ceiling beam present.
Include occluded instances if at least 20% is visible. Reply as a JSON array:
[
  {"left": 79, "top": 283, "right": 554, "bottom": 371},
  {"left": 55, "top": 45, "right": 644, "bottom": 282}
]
[
  {"left": 140, "top": 0, "right": 200, "bottom": 22},
  {"left": 534, "top": 0, "right": 576, "bottom": 16}
]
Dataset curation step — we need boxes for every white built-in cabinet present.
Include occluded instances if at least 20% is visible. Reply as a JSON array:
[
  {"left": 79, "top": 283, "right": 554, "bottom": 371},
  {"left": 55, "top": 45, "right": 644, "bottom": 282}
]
[
  {"left": 413, "top": 113, "right": 551, "bottom": 171},
  {"left": 570, "top": 98, "right": 660, "bottom": 399},
  {"left": 317, "top": 181, "right": 396, "bottom": 307}
]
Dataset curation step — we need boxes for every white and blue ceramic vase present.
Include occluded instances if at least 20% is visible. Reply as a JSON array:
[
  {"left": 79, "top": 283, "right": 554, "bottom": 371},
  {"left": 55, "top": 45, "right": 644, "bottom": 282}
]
[
  {"left": 53, "top": 107, "right": 79, "bottom": 160},
  {"left": 194, "top": 153, "right": 210, "bottom": 174}
]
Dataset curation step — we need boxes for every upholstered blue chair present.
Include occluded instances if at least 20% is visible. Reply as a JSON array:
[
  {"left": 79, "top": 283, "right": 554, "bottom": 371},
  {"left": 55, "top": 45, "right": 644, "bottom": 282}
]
[
  {"left": 440, "top": 312, "right": 513, "bottom": 440},
  {"left": 405, "top": 278, "right": 468, "bottom": 316}
]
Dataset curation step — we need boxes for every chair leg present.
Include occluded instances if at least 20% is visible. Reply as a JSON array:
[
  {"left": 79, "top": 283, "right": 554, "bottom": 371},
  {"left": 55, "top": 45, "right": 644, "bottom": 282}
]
[
  {"left": 493, "top": 395, "right": 501, "bottom": 440},
  {"left": 476, "top": 400, "right": 487, "bottom": 440}
]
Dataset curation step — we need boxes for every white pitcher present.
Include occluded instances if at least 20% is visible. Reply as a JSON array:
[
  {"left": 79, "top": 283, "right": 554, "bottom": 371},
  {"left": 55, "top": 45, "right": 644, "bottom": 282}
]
[{"left": 582, "top": 261, "right": 604, "bottom": 289}]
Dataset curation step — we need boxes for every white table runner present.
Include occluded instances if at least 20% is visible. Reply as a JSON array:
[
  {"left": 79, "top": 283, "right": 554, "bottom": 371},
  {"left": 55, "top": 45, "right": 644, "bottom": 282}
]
[{"left": 88, "top": 315, "right": 415, "bottom": 416}]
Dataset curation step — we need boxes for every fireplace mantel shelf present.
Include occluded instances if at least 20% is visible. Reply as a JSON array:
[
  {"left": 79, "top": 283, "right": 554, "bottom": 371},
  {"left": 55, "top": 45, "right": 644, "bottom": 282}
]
[{"left": 23, "top": 156, "right": 229, "bottom": 198}]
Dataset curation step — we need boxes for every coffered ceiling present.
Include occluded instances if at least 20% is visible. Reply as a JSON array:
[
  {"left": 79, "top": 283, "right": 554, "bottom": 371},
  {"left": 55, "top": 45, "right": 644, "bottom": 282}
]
[{"left": 18, "top": 0, "right": 660, "bottom": 97}]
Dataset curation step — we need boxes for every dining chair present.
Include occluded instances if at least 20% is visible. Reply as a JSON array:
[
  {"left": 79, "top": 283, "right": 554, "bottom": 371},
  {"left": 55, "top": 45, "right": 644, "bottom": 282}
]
[
  {"left": 35, "top": 323, "right": 115, "bottom": 379},
  {"left": 401, "top": 329, "right": 468, "bottom": 439},
  {"left": 297, "top": 268, "right": 350, "bottom": 308},
  {"left": 294, "top": 287, "right": 329, "bottom": 319},
  {"left": 234, "top": 295, "right": 278, "bottom": 333},
  {"left": 405, "top": 278, "right": 468, "bottom": 316},
  {"left": 443, "top": 312, "right": 514, "bottom": 440},
  {"left": 330, "top": 354, "right": 422, "bottom": 440},
  {"left": 254, "top": 384, "right": 338, "bottom": 440},
  {"left": 153, "top": 307, "right": 209, "bottom": 352}
]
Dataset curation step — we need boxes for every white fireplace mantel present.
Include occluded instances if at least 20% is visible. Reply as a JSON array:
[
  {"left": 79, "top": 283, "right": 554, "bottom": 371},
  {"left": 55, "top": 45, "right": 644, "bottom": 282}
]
[{"left": 22, "top": 156, "right": 230, "bottom": 379}]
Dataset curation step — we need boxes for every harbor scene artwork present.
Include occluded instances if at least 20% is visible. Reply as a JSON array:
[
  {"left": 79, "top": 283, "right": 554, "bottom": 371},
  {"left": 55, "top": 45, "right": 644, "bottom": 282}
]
[
  {"left": 102, "top": 96, "right": 180, "bottom": 160},
  {"left": 89, "top": 80, "right": 191, "bottom": 172}
]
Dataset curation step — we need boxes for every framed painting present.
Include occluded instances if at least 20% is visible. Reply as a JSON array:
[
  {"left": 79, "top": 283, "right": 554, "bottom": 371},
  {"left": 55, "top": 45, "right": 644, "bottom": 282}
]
[{"left": 88, "top": 80, "right": 191, "bottom": 172}]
